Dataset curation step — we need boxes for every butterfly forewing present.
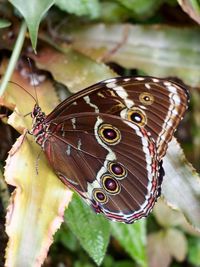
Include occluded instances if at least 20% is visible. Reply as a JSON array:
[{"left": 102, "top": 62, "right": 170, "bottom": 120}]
[
  {"left": 31, "top": 76, "right": 189, "bottom": 223},
  {"left": 46, "top": 76, "right": 189, "bottom": 159}
]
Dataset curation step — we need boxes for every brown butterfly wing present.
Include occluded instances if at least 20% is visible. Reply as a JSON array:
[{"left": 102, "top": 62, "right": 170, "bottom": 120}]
[
  {"left": 46, "top": 76, "right": 189, "bottom": 159},
  {"left": 32, "top": 76, "right": 189, "bottom": 223},
  {"left": 43, "top": 113, "right": 161, "bottom": 223}
]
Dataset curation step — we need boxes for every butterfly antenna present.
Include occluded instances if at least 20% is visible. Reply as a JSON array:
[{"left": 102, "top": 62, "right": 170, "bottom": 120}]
[
  {"left": 8, "top": 80, "right": 37, "bottom": 104},
  {"left": 27, "top": 57, "right": 39, "bottom": 105}
]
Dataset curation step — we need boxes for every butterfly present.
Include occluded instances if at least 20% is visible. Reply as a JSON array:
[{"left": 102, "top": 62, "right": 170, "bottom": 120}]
[{"left": 30, "top": 76, "right": 189, "bottom": 223}]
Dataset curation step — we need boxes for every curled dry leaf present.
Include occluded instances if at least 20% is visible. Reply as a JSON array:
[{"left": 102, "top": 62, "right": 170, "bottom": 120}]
[
  {"left": 0, "top": 58, "right": 73, "bottom": 267},
  {"left": 5, "top": 132, "right": 73, "bottom": 267}
]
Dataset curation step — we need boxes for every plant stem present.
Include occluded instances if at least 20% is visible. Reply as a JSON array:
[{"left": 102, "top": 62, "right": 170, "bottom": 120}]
[{"left": 0, "top": 20, "right": 27, "bottom": 96}]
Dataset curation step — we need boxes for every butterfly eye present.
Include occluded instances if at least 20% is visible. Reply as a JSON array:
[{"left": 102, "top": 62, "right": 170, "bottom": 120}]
[
  {"left": 102, "top": 175, "right": 120, "bottom": 194},
  {"left": 98, "top": 124, "right": 121, "bottom": 145},
  {"left": 93, "top": 189, "right": 108, "bottom": 204},
  {"left": 127, "top": 108, "right": 147, "bottom": 127},
  {"left": 108, "top": 162, "right": 127, "bottom": 179},
  {"left": 139, "top": 92, "right": 154, "bottom": 105}
]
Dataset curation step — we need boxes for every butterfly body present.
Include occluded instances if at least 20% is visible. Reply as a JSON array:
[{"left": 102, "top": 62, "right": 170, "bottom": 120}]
[{"left": 30, "top": 76, "right": 189, "bottom": 223}]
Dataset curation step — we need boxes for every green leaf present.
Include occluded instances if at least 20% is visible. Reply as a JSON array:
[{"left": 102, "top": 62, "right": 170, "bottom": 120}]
[
  {"left": 9, "top": 0, "right": 55, "bottom": 51},
  {"left": 188, "top": 236, "right": 200, "bottom": 266},
  {"left": 103, "top": 255, "right": 135, "bottom": 267},
  {"left": 112, "top": 261, "right": 135, "bottom": 267},
  {"left": 55, "top": 0, "right": 100, "bottom": 19},
  {"left": 100, "top": 2, "right": 131, "bottom": 23},
  {"left": 110, "top": 219, "right": 147, "bottom": 267},
  {"left": 54, "top": 223, "right": 79, "bottom": 252},
  {"left": 75, "top": 262, "right": 94, "bottom": 267},
  {"left": 65, "top": 194, "right": 110, "bottom": 265},
  {"left": 0, "top": 19, "right": 11, "bottom": 28},
  {"left": 114, "top": 0, "right": 164, "bottom": 17}
]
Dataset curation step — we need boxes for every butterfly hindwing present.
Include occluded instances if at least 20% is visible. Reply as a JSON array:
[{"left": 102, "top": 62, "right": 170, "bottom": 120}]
[{"left": 43, "top": 113, "right": 161, "bottom": 223}]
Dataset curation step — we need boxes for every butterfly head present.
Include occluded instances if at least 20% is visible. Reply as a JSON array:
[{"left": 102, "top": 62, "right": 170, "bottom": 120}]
[{"left": 31, "top": 104, "right": 42, "bottom": 118}]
